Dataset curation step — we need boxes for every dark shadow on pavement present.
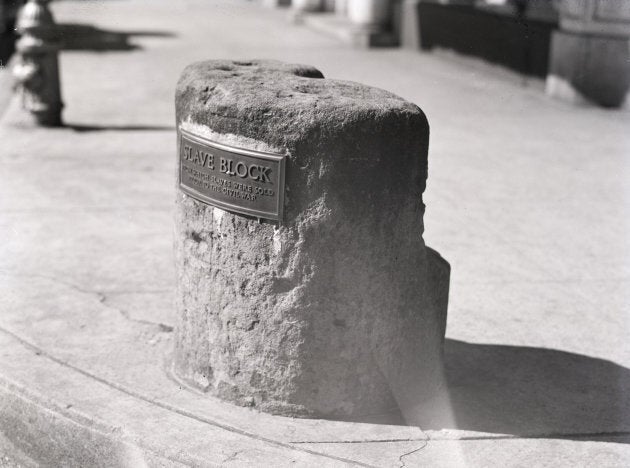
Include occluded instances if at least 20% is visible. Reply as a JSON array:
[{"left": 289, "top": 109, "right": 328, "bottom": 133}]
[
  {"left": 57, "top": 24, "right": 175, "bottom": 52},
  {"left": 437, "top": 339, "right": 630, "bottom": 443},
  {"left": 66, "top": 124, "right": 174, "bottom": 132},
  {"left": 300, "top": 338, "right": 630, "bottom": 439}
]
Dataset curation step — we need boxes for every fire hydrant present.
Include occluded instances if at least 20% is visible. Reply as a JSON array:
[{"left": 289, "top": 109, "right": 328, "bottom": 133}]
[{"left": 13, "top": 0, "right": 63, "bottom": 126}]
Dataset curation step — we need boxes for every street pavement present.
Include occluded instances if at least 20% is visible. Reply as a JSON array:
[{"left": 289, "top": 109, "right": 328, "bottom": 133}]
[{"left": 0, "top": 0, "right": 629, "bottom": 466}]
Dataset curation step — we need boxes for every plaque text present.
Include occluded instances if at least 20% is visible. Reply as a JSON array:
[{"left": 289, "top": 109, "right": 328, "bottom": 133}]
[{"left": 178, "top": 128, "right": 285, "bottom": 221}]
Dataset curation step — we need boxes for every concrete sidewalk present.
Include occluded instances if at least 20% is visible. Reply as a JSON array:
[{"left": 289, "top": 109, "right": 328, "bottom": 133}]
[{"left": 0, "top": 0, "right": 629, "bottom": 466}]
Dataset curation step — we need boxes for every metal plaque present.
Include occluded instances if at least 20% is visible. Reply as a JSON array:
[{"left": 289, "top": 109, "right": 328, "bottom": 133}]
[{"left": 178, "top": 128, "right": 285, "bottom": 222}]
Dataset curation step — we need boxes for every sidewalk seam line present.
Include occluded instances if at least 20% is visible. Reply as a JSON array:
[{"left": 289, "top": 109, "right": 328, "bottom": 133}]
[{"left": 0, "top": 325, "right": 377, "bottom": 468}]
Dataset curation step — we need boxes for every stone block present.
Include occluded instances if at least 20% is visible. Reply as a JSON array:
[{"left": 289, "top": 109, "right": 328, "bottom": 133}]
[{"left": 174, "top": 59, "right": 449, "bottom": 423}]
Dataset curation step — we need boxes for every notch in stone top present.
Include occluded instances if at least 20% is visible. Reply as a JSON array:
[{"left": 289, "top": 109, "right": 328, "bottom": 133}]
[{"left": 178, "top": 59, "right": 324, "bottom": 84}]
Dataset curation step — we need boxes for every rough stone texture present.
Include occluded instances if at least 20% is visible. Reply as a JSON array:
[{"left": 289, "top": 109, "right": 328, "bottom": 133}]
[{"left": 174, "top": 59, "right": 449, "bottom": 422}]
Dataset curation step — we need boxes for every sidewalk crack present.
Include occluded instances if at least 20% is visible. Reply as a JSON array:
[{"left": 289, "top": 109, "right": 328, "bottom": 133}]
[
  {"left": 0, "top": 271, "right": 173, "bottom": 331},
  {"left": 100, "top": 293, "right": 174, "bottom": 332},
  {"left": 398, "top": 434, "right": 429, "bottom": 468}
]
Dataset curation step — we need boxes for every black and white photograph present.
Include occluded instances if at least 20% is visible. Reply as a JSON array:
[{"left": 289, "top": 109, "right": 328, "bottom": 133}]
[{"left": 0, "top": 0, "right": 628, "bottom": 466}]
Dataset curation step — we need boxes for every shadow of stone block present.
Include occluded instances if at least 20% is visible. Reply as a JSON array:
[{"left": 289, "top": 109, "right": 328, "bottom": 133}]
[{"left": 437, "top": 339, "right": 630, "bottom": 442}]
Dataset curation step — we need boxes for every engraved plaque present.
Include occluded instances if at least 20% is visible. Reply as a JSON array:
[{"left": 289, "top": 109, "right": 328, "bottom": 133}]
[{"left": 179, "top": 128, "right": 285, "bottom": 221}]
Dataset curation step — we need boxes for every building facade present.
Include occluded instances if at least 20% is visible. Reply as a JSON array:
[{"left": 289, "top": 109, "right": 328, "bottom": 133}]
[{"left": 263, "top": 0, "right": 630, "bottom": 107}]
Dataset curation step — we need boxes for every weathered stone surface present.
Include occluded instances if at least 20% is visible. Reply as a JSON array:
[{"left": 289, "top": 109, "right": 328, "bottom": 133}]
[{"left": 174, "top": 59, "right": 449, "bottom": 422}]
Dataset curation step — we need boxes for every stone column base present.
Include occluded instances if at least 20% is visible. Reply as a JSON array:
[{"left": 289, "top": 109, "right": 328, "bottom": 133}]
[
  {"left": 400, "top": 0, "right": 421, "bottom": 49},
  {"left": 349, "top": 24, "right": 398, "bottom": 48},
  {"left": 546, "top": 30, "right": 630, "bottom": 108},
  {"left": 297, "top": 12, "right": 398, "bottom": 48},
  {"left": 262, "top": 0, "right": 291, "bottom": 7}
]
